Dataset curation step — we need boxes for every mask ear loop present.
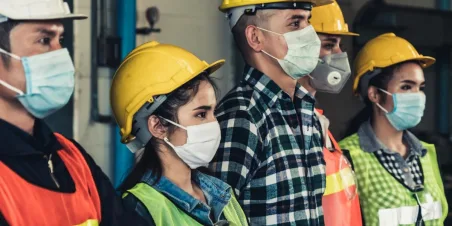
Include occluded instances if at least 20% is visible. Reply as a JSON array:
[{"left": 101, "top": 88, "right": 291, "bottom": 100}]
[
  {"left": 0, "top": 80, "right": 24, "bottom": 95},
  {"left": 375, "top": 88, "right": 393, "bottom": 114},
  {"left": 256, "top": 27, "right": 285, "bottom": 61},
  {"left": 160, "top": 117, "right": 188, "bottom": 148},
  {"left": 160, "top": 117, "right": 187, "bottom": 130},
  {"left": 0, "top": 48, "right": 25, "bottom": 95},
  {"left": 0, "top": 48, "right": 21, "bottom": 60}
]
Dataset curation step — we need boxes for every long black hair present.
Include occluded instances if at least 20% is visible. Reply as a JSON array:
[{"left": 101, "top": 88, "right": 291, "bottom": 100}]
[
  {"left": 343, "top": 61, "right": 418, "bottom": 137},
  {"left": 119, "top": 73, "right": 217, "bottom": 192}
]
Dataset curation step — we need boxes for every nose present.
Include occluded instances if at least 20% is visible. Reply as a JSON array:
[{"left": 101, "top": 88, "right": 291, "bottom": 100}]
[
  {"left": 333, "top": 46, "right": 343, "bottom": 54},
  {"left": 50, "top": 38, "right": 63, "bottom": 51}
]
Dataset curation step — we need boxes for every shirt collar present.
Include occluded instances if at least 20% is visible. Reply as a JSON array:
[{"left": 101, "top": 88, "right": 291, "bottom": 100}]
[
  {"left": 358, "top": 120, "right": 427, "bottom": 157},
  {"left": 243, "top": 65, "right": 282, "bottom": 108},
  {"left": 141, "top": 170, "right": 231, "bottom": 217},
  {"left": 0, "top": 118, "right": 61, "bottom": 156},
  {"left": 243, "top": 65, "right": 315, "bottom": 107}
]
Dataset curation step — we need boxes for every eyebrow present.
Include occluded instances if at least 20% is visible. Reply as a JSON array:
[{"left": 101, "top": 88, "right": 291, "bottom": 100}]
[
  {"left": 35, "top": 28, "right": 64, "bottom": 38},
  {"left": 288, "top": 14, "right": 310, "bottom": 21},
  {"left": 322, "top": 37, "right": 339, "bottom": 44},
  {"left": 193, "top": 105, "right": 212, "bottom": 111},
  {"left": 400, "top": 80, "right": 425, "bottom": 85}
]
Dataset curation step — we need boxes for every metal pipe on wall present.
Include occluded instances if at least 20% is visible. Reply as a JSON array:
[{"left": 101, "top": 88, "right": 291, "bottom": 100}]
[
  {"left": 114, "top": 0, "right": 136, "bottom": 188},
  {"left": 436, "top": 0, "right": 451, "bottom": 135}
]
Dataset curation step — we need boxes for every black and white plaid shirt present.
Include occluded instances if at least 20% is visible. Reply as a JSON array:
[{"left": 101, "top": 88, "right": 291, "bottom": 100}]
[
  {"left": 358, "top": 121, "right": 426, "bottom": 191},
  {"left": 209, "top": 65, "right": 326, "bottom": 226}
]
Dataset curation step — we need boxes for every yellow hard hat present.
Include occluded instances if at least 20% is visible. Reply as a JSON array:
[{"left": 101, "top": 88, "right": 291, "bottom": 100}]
[
  {"left": 353, "top": 33, "right": 435, "bottom": 94},
  {"left": 110, "top": 41, "right": 225, "bottom": 143},
  {"left": 219, "top": 0, "right": 334, "bottom": 12},
  {"left": 311, "top": 1, "right": 358, "bottom": 36}
]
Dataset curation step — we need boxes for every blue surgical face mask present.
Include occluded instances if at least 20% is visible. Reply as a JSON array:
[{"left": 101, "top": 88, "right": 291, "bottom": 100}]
[
  {"left": 0, "top": 48, "right": 75, "bottom": 118},
  {"left": 257, "top": 25, "right": 321, "bottom": 80},
  {"left": 376, "top": 88, "right": 426, "bottom": 131}
]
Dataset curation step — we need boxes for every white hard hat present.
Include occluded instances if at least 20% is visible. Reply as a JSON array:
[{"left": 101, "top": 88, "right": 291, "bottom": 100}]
[{"left": 0, "top": 0, "right": 87, "bottom": 22}]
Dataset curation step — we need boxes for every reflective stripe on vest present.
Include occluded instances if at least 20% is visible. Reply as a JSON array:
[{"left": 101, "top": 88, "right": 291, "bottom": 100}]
[
  {"left": 378, "top": 201, "right": 442, "bottom": 226},
  {"left": 75, "top": 219, "right": 100, "bottom": 226},
  {"left": 0, "top": 133, "right": 101, "bottom": 226},
  {"left": 339, "top": 134, "right": 448, "bottom": 226},
  {"left": 324, "top": 167, "right": 355, "bottom": 196},
  {"left": 125, "top": 182, "right": 249, "bottom": 226}
]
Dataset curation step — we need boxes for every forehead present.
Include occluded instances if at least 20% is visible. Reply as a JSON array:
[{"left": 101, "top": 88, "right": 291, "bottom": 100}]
[
  {"left": 272, "top": 9, "right": 311, "bottom": 20},
  {"left": 392, "top": 62, "right": 424, "bottom": 81},
  {"left": 185, "top": 81, "right": 216, "bottom": 104},
  {"left": 12, "top": 20, "right": 64, "bottom": 34}
]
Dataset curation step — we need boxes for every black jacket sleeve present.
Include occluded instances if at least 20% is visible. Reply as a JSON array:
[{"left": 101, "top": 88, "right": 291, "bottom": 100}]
[
  {"left": 0, "top": 212, "right": 8, "bottom": 226},
  {"left": 69, "top": 139, "right": 146, "bottom": 226}
]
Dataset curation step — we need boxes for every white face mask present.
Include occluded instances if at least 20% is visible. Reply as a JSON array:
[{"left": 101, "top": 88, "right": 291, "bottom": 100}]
[
  {"left": 162, "top": 118, "right": 221, "bottom": 169},
  {"left": 257, "top": 25, "right": 321, "bottom": 79}
]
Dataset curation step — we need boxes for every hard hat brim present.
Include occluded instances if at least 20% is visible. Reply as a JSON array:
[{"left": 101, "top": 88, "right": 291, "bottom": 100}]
[
  {"left": 0, "top": 12, "right": 87, "bottom": 21},
  {"left": 416, "top": 56, "right": 436, "bottom": 68},
  {"left": 204, "top": 60, "right": 226, "bottom": 77},
  {"left": 317, "top": 31, "right": 360, "bottom": 36}
]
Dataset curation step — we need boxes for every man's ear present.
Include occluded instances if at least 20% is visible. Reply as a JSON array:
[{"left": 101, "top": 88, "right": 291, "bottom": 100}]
[
  {"left": 148, "top": 115, "right": 167, "bottom": 139},
  {"left": 245, "top": 25, "right": 265, "bottom": 53}
]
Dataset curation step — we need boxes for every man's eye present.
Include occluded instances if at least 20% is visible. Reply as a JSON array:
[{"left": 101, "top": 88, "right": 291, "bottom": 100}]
[
  {"left": 39, "top": 37, "right": 51, "bottom": 45},
  {"left": 323, "top": 44, "right": 334, "bottom": 50},
  {"left": 290, "top": 21, "right": 300, "bottom": 28}
]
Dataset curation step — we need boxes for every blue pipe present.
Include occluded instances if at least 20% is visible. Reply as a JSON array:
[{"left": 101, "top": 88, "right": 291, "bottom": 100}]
[
  {"left": 436, "top": 0, "right": 450, "bottom": 135},
  {"left": 114, "top": 0, "right": 136, "bottom": 188}
]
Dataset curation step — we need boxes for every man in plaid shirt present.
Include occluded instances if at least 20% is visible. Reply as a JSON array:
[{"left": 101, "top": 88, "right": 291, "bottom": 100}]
[{"left": 209, "top": 1, "right": 333, "bottom": 225}]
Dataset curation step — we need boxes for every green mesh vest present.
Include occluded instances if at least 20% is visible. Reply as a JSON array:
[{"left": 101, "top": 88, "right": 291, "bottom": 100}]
[
  {"left": 124, "top": 183, "right": 249, "bottom": 226},
  {"left": 340, "top": 134, "right": 448, "bottom": 226}
]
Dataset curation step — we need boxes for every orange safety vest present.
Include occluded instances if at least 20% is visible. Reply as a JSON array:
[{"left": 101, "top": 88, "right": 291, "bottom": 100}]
[
  {"left": 0, "top": 133, "right": 101, "bottom": 226},
  {"left": 316, "top": 109, "right": 362, "bottom": 226}
]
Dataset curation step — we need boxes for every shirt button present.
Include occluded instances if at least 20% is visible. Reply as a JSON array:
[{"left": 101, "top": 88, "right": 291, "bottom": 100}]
[{"left": 404, "top": 168, "right": 409, "bottom": 173}]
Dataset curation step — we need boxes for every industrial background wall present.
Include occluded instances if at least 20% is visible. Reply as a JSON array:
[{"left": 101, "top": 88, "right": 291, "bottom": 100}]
[{"left": 70, "top": 0, "right": 452, "bottom": 190}]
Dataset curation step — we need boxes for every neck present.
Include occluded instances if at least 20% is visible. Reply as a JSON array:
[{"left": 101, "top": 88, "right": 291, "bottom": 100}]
[
  {"left": 298, "top": 76, "right": 317, "bottom": 96},
  {"left": 371, "top": 109, "right": 405, "bottom": 153},
  {"left": 0, "top": 97, "right": 34, "bottom": 134},
  {"left": 248, "top": 55, "right": 298, "bottom": 99},
  {"left": 159, "top": 147, "right": 196, "bottom": 194}
]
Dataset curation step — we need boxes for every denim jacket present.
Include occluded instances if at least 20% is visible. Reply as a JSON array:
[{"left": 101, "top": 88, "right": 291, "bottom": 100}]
[{"left": 123, "top": 170, "right": 233, "bottom": 226}]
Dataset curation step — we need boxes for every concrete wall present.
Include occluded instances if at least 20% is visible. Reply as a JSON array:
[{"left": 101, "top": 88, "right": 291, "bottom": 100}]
[{"left": 73, "top": 0, "right": 115, "bottom": 178}]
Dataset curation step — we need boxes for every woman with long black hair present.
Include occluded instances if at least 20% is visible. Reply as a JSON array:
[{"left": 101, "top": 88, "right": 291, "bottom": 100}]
[{"left": 340, "top": 33, "right": 448, "bottom": 226}]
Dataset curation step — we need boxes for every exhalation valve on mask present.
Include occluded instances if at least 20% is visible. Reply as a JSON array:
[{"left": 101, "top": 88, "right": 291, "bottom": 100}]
[{"left": 308, "top": 52, "right": 351, "bottom": 94}]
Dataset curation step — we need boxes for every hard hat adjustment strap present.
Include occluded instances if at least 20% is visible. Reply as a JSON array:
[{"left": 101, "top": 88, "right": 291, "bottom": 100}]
[
  {"left": 254, "top": 2, "right": 313, "bottom": 12},
  {"left": 359, "top": 68, "right": 382, "bottom": 98},
  {"left": 130, "top": 95, "right": 168, "bottom": 149}
]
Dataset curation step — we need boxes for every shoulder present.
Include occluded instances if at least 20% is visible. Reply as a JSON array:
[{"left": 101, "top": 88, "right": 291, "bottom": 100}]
[
  {"left": 216, "top": 84, "right": 254, "bottom": 116},
  {"left": 339, "top": 133, "right": 360, "bottom": 147},
  {"left": 122, "top": 193, "right": 156, "bottom": 226},
  {"left": 216, "top": 83, "right": 267, "bottom": 121}
]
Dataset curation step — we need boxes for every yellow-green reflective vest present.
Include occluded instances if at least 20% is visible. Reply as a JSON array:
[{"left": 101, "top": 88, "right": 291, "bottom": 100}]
[
  {"left": 124, "top": 182, "right": 249, "bottom": 226},
  {"left": 340, "top": 134, "right": 448, "bottom": 226}
]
